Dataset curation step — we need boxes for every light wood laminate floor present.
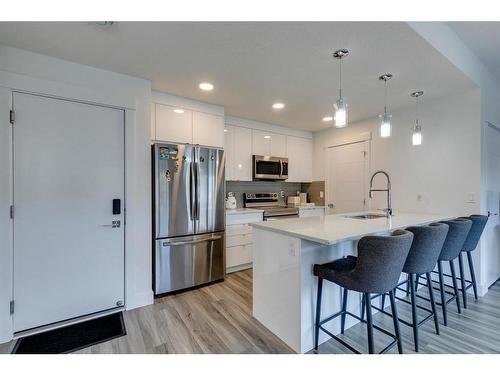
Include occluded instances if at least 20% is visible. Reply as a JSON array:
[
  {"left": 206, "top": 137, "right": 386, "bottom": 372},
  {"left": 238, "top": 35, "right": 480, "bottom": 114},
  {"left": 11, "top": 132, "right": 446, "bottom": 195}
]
[{"left": 1, "top": 270, "right": 499, "bottom": 354}]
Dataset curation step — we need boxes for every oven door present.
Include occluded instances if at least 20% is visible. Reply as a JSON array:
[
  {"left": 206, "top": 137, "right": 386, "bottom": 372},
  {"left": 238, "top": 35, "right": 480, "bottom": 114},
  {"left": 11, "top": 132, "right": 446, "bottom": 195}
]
[{"left": 253, "top": 155, "right": 285, "bottom": 180}]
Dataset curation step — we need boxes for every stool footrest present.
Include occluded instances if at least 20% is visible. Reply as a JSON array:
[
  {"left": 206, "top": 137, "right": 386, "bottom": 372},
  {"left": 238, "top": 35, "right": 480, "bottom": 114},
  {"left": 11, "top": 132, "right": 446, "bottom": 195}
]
[{"left": 317, "top": 303, "right": 398, "bottom": 354}]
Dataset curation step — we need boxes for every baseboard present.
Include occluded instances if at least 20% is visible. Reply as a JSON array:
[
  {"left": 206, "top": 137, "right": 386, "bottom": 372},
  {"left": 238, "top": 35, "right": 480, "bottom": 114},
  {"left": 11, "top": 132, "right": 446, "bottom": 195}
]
[
  {"left": 126, "top": 290, "right": 154, "bottom": 311},
  {"left": 226, "top": 263, "right": 252, "bottom": 274}
]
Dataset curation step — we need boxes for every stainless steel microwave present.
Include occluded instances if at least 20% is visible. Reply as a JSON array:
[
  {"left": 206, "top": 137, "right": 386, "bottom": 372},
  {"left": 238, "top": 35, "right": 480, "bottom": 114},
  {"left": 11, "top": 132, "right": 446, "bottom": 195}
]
[{"left": 253, "top": 155, "right": 288, "bottom": 180}]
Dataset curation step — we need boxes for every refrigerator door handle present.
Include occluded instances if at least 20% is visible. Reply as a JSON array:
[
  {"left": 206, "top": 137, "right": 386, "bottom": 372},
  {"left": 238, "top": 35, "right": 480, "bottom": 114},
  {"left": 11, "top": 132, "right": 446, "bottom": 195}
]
[
  {"left": 195, "top": 156, "right": 201, "bottom": 221},
  {"left": 189, "top": 161, "right": 196, "bottom": 221},
  {"left": 161, "top": 235, "right": 222, "bottom": 247}
]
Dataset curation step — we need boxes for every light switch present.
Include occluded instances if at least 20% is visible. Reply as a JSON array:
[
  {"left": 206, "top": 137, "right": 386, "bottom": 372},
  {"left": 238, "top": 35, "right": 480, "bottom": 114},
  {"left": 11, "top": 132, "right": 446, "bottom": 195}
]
[
  {"left": 319, "top": 191, "right": 324, "bottom": 198},
  {"left": 467, "top": 192, "right": 476, "bottom": 203}
]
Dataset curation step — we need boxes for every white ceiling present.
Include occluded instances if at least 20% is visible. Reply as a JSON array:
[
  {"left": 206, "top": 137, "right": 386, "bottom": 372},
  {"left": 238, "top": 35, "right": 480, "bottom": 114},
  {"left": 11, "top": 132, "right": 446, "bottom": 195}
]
[
  {"left": 0, "top": 22, "right": 475, "bottom": 132},
  {"left": 448, "top": 22, "right": 500, "bottom": 83}
]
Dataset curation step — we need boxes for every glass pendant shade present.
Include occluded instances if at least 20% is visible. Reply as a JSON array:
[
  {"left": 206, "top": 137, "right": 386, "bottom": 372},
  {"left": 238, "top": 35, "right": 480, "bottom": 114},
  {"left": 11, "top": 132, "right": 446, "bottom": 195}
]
[
  {"left": 334, "top": 97, "right": 348, "bottom": 128},
  {"left": 380, "top": 113, "right": 391, "bottom": 138},
  {"left": 412, "top": 124, "right": 422, "bottom": 146}
]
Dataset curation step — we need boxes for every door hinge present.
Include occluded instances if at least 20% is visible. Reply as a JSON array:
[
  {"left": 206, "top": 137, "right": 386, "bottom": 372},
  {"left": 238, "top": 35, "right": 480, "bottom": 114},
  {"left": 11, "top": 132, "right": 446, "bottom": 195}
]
[
  {"left": 9, "top": 301, "right": 14, "bottom": 315},
  {"left": 9, "top": 205, "right": 14, "bottom": 219},
  {"left": 9, "top": 110, "right": 15, "bottom": 124}
]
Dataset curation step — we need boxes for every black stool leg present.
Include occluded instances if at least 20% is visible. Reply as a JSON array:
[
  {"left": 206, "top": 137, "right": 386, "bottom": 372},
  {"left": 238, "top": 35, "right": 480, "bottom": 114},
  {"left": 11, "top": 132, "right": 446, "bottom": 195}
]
[
  {"left": 389, "top": 289, "right": 403, "bottom": 354},
  {"left": 467, "top": 251, "right": 478, "bottom": 300},
  {"left": 437, "top": 261, "right": 448, "bottom": 326},
  {"left": 314, "top": 278, "right": 323, "bottom": 351},
  {"left": 340, "top": 288, "right": 348, "bottom": 334},
  {"left": 361, "top": 294, "right": 366, "bottom": 321},
  {"left": 458, "top": 252, "right": 467, "bottom": 309},
  {"left": 415, "top": 273, "right": 420, "bottom": 291},
  {"left": 449, "top": 260, "right": 461, "bottom": 314},
  {"left": 381, "top": 293, "right": 386, "bottom": 310},
  {"left": 426, "top": 272, "right": 440, "bottom": 335},
  {"left": 406, "top": 274, "right": 410, "bottom": 297},
  {"left": 409, "top": 273, "right": 419, "bottom": 352},
  {"left": 364, "top": 292, "right": 374, "bottom": 354}
]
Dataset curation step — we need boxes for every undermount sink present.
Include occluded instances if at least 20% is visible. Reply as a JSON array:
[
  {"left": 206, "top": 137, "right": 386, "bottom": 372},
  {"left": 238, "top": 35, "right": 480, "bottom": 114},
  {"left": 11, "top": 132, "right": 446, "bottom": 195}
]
[{"left": 345, "top": 213, "right": 389, "bottom": 220}]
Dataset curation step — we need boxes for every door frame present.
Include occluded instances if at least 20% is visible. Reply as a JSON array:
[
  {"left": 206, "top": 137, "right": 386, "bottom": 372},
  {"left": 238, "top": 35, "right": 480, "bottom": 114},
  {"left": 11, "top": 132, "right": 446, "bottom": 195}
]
[
  {"left": 0, "top": 65, "right": 149, "bottom": 343},
  {"left": 325, "top": 134, "right": 372, "bottom": 214},
  {"left": 11, "top": 90, "right": 127, "bottom": 335}
]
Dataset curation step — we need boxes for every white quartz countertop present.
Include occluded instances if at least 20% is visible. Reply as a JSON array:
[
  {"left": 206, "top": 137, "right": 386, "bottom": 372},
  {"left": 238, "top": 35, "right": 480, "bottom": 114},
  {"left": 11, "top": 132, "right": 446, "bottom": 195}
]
[
  {"left": 225, "top": 208, "right": 264, "bottom": 215},
  {"left": 250, "top": 211, "right": 454, "bottom": 245}
]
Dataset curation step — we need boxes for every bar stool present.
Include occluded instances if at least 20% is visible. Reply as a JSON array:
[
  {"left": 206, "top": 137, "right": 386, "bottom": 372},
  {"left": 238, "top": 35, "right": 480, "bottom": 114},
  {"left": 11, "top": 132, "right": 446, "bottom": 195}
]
[
  {"left": 372, "top": 223, "right": 449, "bottom": 352},
  {"left": 416, "top": 218, "right": 472, "bottom": 326},
  {"left": 457, "top": 215, "right": 488, "bottom": 308},
  {"left": 313, "top": 230, "right": 414, "bottom": 354}
]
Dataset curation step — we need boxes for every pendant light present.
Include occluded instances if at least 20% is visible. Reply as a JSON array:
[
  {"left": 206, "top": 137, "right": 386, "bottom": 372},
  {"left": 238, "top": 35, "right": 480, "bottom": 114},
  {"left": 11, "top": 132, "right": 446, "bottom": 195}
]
[
  {"left": 410, "top": 91, "right": 424, "bottom": 146},
  {"left": 379, "top": 73, "right": 393, "bottom": 138},
  {"left": 333, "top": 49, "right": 349, "bottom": 128}
]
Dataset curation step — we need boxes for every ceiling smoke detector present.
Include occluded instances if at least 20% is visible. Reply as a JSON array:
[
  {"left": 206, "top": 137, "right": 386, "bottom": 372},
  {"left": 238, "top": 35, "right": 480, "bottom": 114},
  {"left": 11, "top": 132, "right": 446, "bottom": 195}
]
[{"left": 94, "top": 22, "right": 115, "bottom": 28}]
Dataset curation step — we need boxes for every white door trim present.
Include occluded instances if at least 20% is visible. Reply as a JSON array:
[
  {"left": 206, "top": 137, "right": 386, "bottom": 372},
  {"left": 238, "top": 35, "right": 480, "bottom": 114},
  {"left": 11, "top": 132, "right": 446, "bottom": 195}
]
[{"left": 0, "top": 68, "right": 152, "bottom": 344}]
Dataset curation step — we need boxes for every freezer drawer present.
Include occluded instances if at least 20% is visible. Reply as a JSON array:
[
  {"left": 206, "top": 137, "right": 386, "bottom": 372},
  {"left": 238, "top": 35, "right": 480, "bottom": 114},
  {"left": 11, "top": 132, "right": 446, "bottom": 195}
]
[{"left": 154, "top": 232, "right": 225, "bottom": 295}]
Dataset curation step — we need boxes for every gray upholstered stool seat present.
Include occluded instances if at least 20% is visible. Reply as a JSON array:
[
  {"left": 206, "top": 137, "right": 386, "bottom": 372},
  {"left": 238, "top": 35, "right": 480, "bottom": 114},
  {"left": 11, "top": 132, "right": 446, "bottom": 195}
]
[
  {"left": 313, "top": 229, "right": 414, "bottom": 354},
  {"left": 373, "top": 223, "right": 449, "bottom": 352},
  {"left": 416, "top": 218, "right": 472, "bottom": 326}
]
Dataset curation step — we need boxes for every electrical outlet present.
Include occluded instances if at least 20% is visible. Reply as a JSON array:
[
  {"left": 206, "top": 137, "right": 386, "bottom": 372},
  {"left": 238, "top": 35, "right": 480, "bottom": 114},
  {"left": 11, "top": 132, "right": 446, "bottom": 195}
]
[{"left": 319, "top": 191, "right": 324, "bottom": 198}]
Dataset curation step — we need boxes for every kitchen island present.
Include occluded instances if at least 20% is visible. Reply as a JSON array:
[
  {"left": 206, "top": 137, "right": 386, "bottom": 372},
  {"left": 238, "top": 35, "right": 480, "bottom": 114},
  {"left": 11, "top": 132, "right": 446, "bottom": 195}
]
[{"left": 250, "top": 211, "right": 452, "bottom": 353}]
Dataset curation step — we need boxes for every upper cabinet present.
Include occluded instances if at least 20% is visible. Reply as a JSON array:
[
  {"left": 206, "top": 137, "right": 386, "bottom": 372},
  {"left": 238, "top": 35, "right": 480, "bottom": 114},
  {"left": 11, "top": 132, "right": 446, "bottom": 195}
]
[
  {"left": 252, "top": 129, "right": 286, "bottom": 157},
  {"left": 224, "top": 125, "right": 252, "bottom": 181},
  {"left": 153, "top": 102, "right": 224, "bottom": 148},
  {"left": 193, "top": 112, "right": 224, "bottom": 148},
  {"left": 155, "top": 104, "right": 193, "bottom": 144},
  {"left": 286, "top": 136, "right": 313, "bottom": 183}
]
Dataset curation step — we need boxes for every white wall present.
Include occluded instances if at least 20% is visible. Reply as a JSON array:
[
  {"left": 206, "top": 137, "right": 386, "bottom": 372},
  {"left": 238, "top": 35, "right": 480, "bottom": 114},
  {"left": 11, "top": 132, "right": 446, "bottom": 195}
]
[
  {"left": 408, "top": 22, "right": 500, "bottom": 292},
  {"left": 0, "top": 45, "right": 152, "bottom": 343},
  {"left": 314, "top": 89, "right": 481, "bottom": 216}
]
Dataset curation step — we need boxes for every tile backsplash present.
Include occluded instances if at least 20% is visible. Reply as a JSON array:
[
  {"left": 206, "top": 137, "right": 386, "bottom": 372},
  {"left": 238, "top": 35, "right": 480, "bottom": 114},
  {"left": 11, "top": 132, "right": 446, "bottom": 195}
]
[{"left": 225, "top": 180, "right": 325, "bottom": 208}]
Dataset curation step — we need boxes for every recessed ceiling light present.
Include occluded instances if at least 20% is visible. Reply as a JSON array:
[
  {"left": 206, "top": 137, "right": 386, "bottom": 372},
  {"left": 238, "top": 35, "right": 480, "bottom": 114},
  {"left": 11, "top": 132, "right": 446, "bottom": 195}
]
[
  {"left": 223, "top": 128, "right": 228, "bottom": 132},
  {"left": 264, "top": 135, "right": 271, "bottom": 139},
  {"left": 199, "top": 82, "right": 214, "bottom": 91},
  {"left": 173, "top": 109, "right": 185, "bottom": 114},
  {"left": 272, "top": 103, "right": 285, "bottom": 110},
  {"left": 322, "top": 116, "right": 333, "bottom": 122}
]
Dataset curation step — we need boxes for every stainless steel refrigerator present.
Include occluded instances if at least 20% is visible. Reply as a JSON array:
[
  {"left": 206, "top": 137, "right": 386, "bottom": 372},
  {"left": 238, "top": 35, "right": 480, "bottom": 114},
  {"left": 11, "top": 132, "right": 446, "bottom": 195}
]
[{"left": 152, "top": 143, "right": 225, "bottom": 295}]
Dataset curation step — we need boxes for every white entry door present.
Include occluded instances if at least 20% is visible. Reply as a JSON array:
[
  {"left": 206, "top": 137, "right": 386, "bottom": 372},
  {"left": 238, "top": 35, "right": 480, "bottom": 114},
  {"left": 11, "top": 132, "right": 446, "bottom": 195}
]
[
  {"left": 326, "top": 141, "right": 370, "bottom": 214},
  {"left": 13, "top": 92, "right": 125, "bottom": 332},
  {"left": 484, "top": 123, "right": 500, "bottom": 287}
]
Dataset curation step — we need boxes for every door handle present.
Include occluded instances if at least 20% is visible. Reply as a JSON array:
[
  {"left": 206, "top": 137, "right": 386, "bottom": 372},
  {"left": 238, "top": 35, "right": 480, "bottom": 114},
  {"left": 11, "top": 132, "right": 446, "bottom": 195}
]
[
  {"left": 162, "top": 235, "right": 222, "bottom": 247},
  {"left": 100, "top": 220, "right": 121, "bottom": 228},
  {"left": 189, "top": 161, "right": 196, "bottom": 220}
]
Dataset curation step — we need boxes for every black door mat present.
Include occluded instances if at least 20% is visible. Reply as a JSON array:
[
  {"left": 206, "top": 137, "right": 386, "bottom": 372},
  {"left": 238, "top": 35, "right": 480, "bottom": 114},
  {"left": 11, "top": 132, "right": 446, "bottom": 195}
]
[{"left": 12, "top": 312, "right": 126, "bottom": 354}]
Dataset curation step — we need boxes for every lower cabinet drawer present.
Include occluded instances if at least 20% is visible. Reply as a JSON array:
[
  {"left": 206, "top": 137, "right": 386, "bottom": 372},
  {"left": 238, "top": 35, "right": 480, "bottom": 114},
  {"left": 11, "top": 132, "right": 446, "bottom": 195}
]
[
  {"left": 226, "top": 233, "right": 253, "bottom": 247},
  {"left": 226, "top": 223, "right": 252, "bottom": 236},
  {"left": 226, "top": 244, "right": 252, "bottom": 268}
]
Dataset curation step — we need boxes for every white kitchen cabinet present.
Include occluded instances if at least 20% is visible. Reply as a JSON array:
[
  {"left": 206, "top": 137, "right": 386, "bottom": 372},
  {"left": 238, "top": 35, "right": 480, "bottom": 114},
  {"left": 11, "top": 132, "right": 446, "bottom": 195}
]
[
  {"left": 286, "top": 136, "right": 313, "bottom": 182},
  {"left": 252, "top": 129, "right": 286, "bottom": 157},
  {"left": 299, "top": 207, "right": 325, "bottom": 217},
  {"left": 193, "top": 111, "right": 224, "bottom": 148},
  {"left": 154, "top": 103, "right": 224, "bottom": 148},
  {"left": 225, "top": 211, "right": 263, "bottom": 273},
  {"left": 224, "top": 125, "right": 252, "bottom": 181},
  {"left": 155, "top": 103, "right": 193, "bottom": 144}
]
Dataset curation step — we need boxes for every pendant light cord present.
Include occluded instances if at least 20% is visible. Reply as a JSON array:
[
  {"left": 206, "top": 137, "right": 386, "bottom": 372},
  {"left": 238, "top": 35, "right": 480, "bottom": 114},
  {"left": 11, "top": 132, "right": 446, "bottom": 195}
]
[
  {"left": 339, "top": 57, "right": 342, "bottom": 98},
  {"left": 415, "top": 96, "right": 419, "bottom": 126},
  {"left": 384, "top": 80, "right": 388, "bottom": 115}
]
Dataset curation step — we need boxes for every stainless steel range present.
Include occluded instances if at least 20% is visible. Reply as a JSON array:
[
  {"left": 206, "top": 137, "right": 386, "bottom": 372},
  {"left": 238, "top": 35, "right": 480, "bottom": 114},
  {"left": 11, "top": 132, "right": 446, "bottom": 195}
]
[{"left": 244, "top": 192, "right": 299, "bottom": 220}]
